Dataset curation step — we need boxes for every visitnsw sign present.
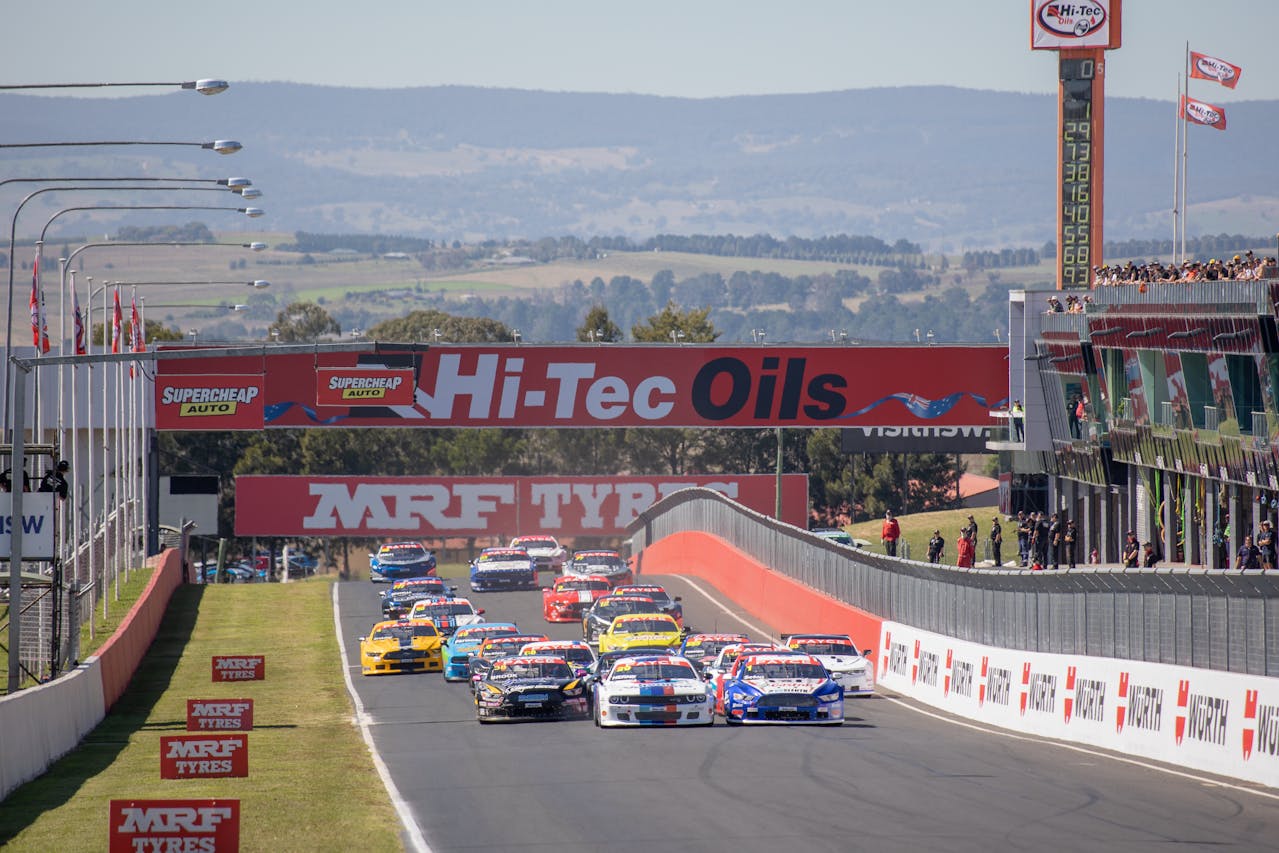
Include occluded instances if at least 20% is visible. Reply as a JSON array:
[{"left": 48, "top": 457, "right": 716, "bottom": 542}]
[
  {"left": 156, "top": 345, "right": 1007, "bottom": 430},
  {"left": 234, "top": 474, "right": 810, "bottom": 537},
  {"left": 0, "top": 492, "right": 56, "bottom": 560}
]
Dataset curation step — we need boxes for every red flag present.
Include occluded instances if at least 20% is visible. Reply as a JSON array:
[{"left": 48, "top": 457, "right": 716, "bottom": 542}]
[
  {"left": 1189, "top": 51, "right": 1242, "bottom": 89},
  {"left": 111, "top": 288, "right": 123, "bottom": 354},
  {"left": 1181, "top": 95, "right": 1227, "bottom": 131},
  {"left": 37, "top": 290, "right": 50, "bottom": 354},
  {"left": 29, "top": 255, "right": 40, "bottom": 348},
  {"left": 72, "top": 287, "right": 86, "bottom": 356},
  {"left": 129, "top": 290, "right": 144, "bottom": 378}
]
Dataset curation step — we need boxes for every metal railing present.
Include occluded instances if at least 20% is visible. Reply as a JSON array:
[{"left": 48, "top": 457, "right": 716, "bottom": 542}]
[{"left": 628, "top": 488, "right": 1279, "bottom": 677}]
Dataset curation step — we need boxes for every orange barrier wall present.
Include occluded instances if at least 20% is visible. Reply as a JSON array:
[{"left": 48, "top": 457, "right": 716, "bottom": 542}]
[
  {"left": 92, "top": 549, "right": 184, "bottom": 711},
  {"left": 636, "top": 531, "right": 884, "bottom": 659}
]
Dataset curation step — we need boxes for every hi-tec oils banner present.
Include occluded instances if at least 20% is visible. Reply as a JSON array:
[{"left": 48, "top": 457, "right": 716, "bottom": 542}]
[{"left": 156, "top": 345, "right": 1006, "bottom": 430}]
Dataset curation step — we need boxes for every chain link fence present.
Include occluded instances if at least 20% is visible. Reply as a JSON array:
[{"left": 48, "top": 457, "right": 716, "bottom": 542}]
[{"left": 627, "top": 488, "right": 1279, "bottom": 677}]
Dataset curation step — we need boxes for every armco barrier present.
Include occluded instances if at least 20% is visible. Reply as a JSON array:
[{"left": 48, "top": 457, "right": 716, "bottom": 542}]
[
  {"left": 877, "top": 620, "right": 1279, "bottom": 788},
  {"left": 93, "top": 549, "right": 184, "bottom": 711},
  {"left": 0, "top": 659, "right": 104, "bottom": 799},
  {"left": 0, "top": 548, "right": 184, "bottom": 800},
  {"left": 636, "top": 530, "right": 883, "bottom": 656}
]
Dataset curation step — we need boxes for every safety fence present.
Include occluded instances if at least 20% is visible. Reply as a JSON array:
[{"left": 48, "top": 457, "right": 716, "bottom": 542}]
[{"left": 627, "top": 488, "right": 1279, "bottom": 678}]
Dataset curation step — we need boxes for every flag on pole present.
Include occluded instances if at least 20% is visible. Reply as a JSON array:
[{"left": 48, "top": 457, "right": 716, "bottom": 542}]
[
  {"left": 129, "top": 290, "right": 144, "bottom": 377},
  {"left": 111, "top": 287, "right": 123, "bottom": 354},
  {"left": 29, "top": 255, "right": 41, "bottom": 347},
  {"left": 1189, "top": 51, "right": 1242, "bottom": 89},
  {"left": 37, "top": 290, "right": 50, "bottom": 354},
  {"left": 1181, "top": 95, "right": 1227, "bottom": 131},
  {"left": 72, "top": 287, "right": 86, "bottom": 355}
]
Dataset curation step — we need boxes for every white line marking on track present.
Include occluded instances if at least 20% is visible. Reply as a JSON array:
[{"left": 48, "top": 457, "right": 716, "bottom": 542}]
[
  {"left": 680, "top": 576, "right": 1278, "bottom": 802},
  {"left": 332, "top": 584, "right": 433, "bottom": 853},
  {"left": 675, "top": 575, "right": 777, "bottom": 641},
  {"left": 882, "top": 696, "right": 1279, "bottom": 802}
]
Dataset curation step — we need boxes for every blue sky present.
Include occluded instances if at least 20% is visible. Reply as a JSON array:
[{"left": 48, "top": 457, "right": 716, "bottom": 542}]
[{"left": 7, "top": 1, "right": 1275, "bottom": 101}]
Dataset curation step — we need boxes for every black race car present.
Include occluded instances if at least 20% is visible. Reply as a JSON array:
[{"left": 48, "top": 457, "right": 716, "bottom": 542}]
[
  {"left": 581, "top": 595, "right": 666, "bottom": 643},
  {"left": 473, "top": 655, "right": 589, "bottom": 723},
  {"left": 380, "top": 577, "right": 458, "bottom": 619}
]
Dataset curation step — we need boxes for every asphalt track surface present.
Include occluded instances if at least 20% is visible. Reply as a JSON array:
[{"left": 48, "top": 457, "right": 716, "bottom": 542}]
[{"left": 336, "top": 574, "right": 1279, "bottom": 853}]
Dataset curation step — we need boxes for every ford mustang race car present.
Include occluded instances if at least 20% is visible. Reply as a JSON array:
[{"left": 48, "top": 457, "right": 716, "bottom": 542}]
[
  {"left": 597, "top": 613, "right": 683, "bottom": 654},
  {"left": 519, "top": 639, "right": 596, "bottom": 678},
  {"left": 369, "top": 542, "right": 437, "bottom": 583},
  {"left": 541, "top": 574, "right": 612, "bottom": 622},
  {"left": 509, "top": 535, "right": 568, "bottom": 573},
  {"left": 467, "top": 633, "right": 551, "bottom": 691},
  {"left": 442, "top": 622, "right": 520, "bottom": 681},
  {"left": 564, "top": 549, "right": 632, "bottom": 587},
  {"left": 613, "top": 584, "right": 684, "bottom": 627},
  {"left": 359, "top": 618, "right": 443, "bottom": 675},
  {"left": 703, "top": 643, "right": 783, "bottom": 702},
  {"left": 581, "top": 595, "right": 664, "bottom": 643},
  {"left": 782, "top": 633, "right": 875, "bottom": 696},
  {"left": 409, "top": 597, "right": 486, "bottom": 637},
  {"left": 678, "top": 632, "right": 751, "bottom": 675},
  {"left": 474, "top": 655, "right": 589, "bottom": 723},
  {"left": 719, "top": 651, "right": 844, "bottom": 725},
  {"left": 380, "top": 577, "right": 458, "bottom": 619},
  {"left": 593, "top": 654, "right": 714, "bottom": 727},
  {"left": 469, "top": 547, "right": 538, "bottom": 592}
]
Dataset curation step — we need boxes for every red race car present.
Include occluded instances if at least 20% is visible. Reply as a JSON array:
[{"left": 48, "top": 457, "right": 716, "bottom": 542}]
[{"left": 542, "top": 574, "right": 613, "bottom": 623}]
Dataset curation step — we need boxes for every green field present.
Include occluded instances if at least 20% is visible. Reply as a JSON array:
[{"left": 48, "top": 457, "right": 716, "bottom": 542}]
[{"left": 0, "top": 579, "right": 400, "bottom": 852}]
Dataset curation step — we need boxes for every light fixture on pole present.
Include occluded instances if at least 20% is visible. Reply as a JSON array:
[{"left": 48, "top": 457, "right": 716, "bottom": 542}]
[
  {"left": 0, "top": 139, "right": 242, "bottom": 154},
  {"left": 0, "top": 79, "right": 229, "bottom": 95}
]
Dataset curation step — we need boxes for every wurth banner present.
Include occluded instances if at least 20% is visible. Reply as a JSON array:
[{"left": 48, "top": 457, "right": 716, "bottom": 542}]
[
  {"left": 157, "top": 345, "right": 1006, "bottom": 430},
  {"left": 109, "top": 799, "right": 239, "bottom": 853},
  {"left": 234, "top": 474, "right": 810, "bottom": 537},
  {"left": 1181, "top": 95, "right": 1227, "bottom": 131},
  {"left": 1189, "top": 51, "right": 1242, "bottom": 89}
]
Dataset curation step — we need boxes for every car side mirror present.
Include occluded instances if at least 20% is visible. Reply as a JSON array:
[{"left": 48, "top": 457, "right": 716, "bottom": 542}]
[
  {"left": 476, "top": 608, "right": 486, "bottom": 615},
  {"left": 358, "top": 636, "right": 366, "bottom": 642},
  {"left": 863, "top": 649, "right": 873, "bottom": 657},
  {"left": 673, "top": 596, "right": 683, "bottom": 602}
]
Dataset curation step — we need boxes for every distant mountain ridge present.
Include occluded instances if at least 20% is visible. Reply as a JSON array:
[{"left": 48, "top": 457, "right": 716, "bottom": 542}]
[{"left": 2, "top": 83, "right": 1274, "bottom": 251}]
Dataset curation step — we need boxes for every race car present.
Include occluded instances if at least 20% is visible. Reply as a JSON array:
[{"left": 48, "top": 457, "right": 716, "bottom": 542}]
[
  {"left": 581, "top": 595, "right": 664, "bottom": 643},
  {"left": 380, "top": 577, "right": 458, "bottom": 619},
  {"left": 369, "top": 542, "right": 438, "bottom": 583},
  {"left": 541, "top": 574, "right": 612, "bottom": 622},
  {"left": 359, "top": 618, "right": 443, "bottom": 675},
  {"left": 469, "top": 547, "right": 538, "bottom": 592},
  {"left": 509, "top": 535, "right": 568, "bottom": 573},
  {"left": 718, "top": 651, "right": 844, "bottom": 725},
  {"left": 612, "top": 584, "right": 684, "bottom": 627},
  {"left": 467, "top": 633, "right": 551, "bottom": 691},
  {"left": 408, "top": 597, "right": 486, "bottom": 637},
  {"left": 474, "top": 655, "right": 589, "bottom": 723},
  {"left": 563, "top": 549, "right": 633, "bottom": 587},
  {"left": 518, "top": 639, "right": 596, "bottom": 678},
  {"left": 583, "top": 648, "right": 676, "bottom": 694},
  {"left": 592, "top": 654, "right": 714, "bottom": 728},
  {"left": 597, "top": 613, "right": 683, "bottom": 654},
  {"left": 782, "top": 633, "right": 875, "bottom": 696},
  {"left": 442, "top": 622, "right": 520, "bottom": 681},
  {"left": 678, "top": 632, "right": 751, "bottom": 675},
  {"left": 702, "top": 643, "right": 784, "bottom": 702}
]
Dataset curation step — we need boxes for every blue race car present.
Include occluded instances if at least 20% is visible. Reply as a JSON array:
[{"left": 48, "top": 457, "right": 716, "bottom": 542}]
[
  {"left": 718, "top": 650, "right": 844, "bottom": 725},
  {"left": 369, "top": 541, "right": 437, "bottom": 583},
  {"left": 469, "top": 547, "right": 538, "bottom": 592},
  {"left": 442, "top": 623, "right": 520, "bottom": 681}
]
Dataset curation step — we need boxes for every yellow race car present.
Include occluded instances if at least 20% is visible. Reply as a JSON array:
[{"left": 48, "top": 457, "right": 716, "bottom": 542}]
[
  {"left": 359, "top": 618, "right": 443, "bottom": 675},
  {"left": 596, "top": 613, "right": 682, "bottom": 654}
]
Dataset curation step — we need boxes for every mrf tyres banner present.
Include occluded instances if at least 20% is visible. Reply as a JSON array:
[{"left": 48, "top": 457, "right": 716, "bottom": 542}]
[{"left": 156, "top": 345, "right": 1006, "bottom": 430}]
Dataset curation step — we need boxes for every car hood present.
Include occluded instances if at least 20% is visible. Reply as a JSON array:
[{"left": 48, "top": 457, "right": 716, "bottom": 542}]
[
  {"left": 812, "top": 654, "right": 869, "bottom": 672},
  {"left": 734, "top": 677, "right": 830, "bottom": 693},
  {"left": 374, "top": 553, "right": 432, "bottom": 566},
  {"left": 492, "top": 677, "right": 573, "bottom": 693},
  {"left": 474, "top": 559, "right": 531, "bottom": 571}
]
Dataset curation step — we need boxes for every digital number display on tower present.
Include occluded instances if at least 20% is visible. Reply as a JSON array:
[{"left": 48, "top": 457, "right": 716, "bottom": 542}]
[{"left": 1060, "top": 57, "right": 1096, "bottom": 289}]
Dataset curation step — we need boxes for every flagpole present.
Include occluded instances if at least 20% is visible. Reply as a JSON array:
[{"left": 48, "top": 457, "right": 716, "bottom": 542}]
[
  {"left": 1173, "top": 73, "right": 1182, "bottom": 263},
  {"left": 1181, "top": 41, "right": 1190, "bottom": 263}
]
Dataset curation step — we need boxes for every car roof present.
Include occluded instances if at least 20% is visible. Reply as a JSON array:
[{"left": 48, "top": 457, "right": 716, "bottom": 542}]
[{"left": 610, "top": 613, "right": 677, "bottom": 624}]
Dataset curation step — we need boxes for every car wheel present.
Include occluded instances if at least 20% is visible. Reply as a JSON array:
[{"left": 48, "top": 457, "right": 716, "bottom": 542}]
[{"left": 594, "top": 704, "right": 602, "bottom": 727}]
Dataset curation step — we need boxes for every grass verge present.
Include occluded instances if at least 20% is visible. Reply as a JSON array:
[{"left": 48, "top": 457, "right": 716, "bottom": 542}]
[
  {"left": 848, "top": 507, "right": 1012, "bottom": 565},
  {"left": 0, "top": 577, "right": 401, "bottom": 852}
]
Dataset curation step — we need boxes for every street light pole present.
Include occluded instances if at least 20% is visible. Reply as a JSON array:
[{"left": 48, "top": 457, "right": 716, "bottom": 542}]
[{"left": 0, "top": 79, "right": 229, "bottom": 95}]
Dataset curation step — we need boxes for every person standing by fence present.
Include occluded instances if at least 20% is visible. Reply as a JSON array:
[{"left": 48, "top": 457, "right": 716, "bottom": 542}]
[
  {"left": 989, "top": 516, "right": 1003, "bottom": 566},
  {"left": 881, "top": 511, "right": 900, "bottom": 557}
]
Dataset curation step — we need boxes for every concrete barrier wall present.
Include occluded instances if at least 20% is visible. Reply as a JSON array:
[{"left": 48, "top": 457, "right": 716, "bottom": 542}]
[
  {"left": 93, "top": 549, "right": 184, "bottom": 711},
  {"left": 0, "top": 659, "right": 105, "bottom": 799},
  {"left": 636, "top": 530, "right": 884, "bottom": 657},
  {"left": 0, "top": 548, "right": 184, "bottom": 800}
]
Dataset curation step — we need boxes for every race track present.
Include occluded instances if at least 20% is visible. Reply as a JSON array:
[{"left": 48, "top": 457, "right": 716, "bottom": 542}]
[{"left": 335, "top": 575, "right": 1279, "bottom": 853}]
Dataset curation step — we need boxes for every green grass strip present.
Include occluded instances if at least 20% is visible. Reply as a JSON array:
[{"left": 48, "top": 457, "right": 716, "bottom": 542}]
[{"left": 0, "top": 578, "right": 402, "bottom": 852}]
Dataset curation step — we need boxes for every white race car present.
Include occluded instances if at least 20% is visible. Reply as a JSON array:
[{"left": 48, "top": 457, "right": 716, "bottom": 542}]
[
  {"left": 510, "top": 535, "right": 568, "bottom": 573},
  {"left": 782, "top": 633, "right": 875, "bottom": 696},
  {"left": 593, "top": 654, "right": 714, "bottom": 728}
]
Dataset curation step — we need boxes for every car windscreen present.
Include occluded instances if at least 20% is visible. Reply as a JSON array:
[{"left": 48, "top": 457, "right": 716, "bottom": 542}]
[
  {"left": 612, "top": 619, "right": 675, "bottom": 634},
  {"left": 608, "top": 662, "right": 698, "bottom": 681},
  {"left": 741, "top": 661, "right": 827, "bottom": 680},
  {"left": 792, "top": 642, "right": 858, "bottom": 656},
  {"left": 594, "top": 600, "right": 657, "bottom": 618},
  {"left": 490, "top": 661, "right": 572, "bottom": 680},
  {"left": 557, "top": 579, "right": 610, "bottom": 592},
  {"left": 517, "top": 539, "right": 556, "bottom": 550},
  {"left": 372, "top": 625, "right": 437, "bottom": 642}
]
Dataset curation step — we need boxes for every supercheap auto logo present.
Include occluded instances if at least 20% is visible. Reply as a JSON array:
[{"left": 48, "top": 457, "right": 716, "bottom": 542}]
[
  {"left": 160, "top": 385, "right": 260, "bottom": 417},
  {"left": 327, "top": 374, "right": 405, "bottom": 400}
]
